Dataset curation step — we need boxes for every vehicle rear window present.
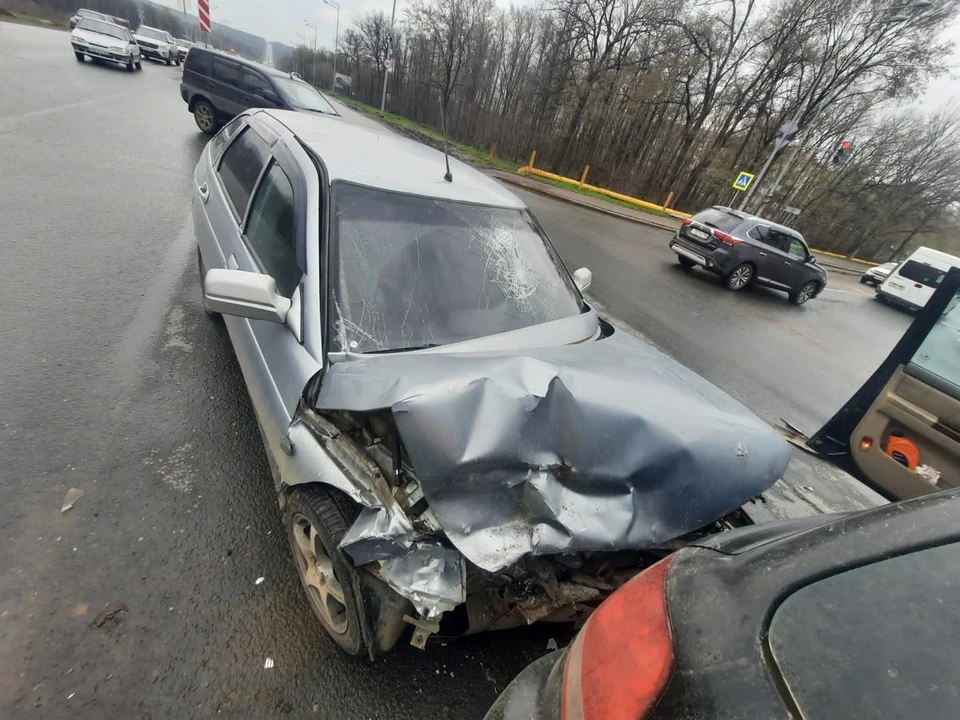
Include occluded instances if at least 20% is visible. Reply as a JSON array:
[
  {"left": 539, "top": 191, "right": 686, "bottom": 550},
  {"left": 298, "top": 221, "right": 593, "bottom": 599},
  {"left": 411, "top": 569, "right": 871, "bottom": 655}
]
[
  {"left": 217, "top": 127, "right": 271, "bottom": 218},
  {"left": 898, "top": 260, "right": 945, "bottom": 288},
  {"left": 693, "top": 209, "right": 741, "bottom": 233},
  {"left": 212, "top": 59, "right": 240, "bottom": 87},
  {"left": 185, "top": 49, "right": 211, "bottom": 76}
]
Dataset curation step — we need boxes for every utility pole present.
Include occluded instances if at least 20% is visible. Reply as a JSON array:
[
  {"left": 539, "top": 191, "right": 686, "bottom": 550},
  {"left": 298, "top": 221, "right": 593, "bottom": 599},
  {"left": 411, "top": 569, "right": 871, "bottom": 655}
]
[
  {"left": 304, "top": 20, "right": 317, "bottom": 87},
  {"left": 379, "top": 0, "right": 397, "bottom": 115},
  {"left": 322, "top": 0, "right": 340, "bottom": 92}
]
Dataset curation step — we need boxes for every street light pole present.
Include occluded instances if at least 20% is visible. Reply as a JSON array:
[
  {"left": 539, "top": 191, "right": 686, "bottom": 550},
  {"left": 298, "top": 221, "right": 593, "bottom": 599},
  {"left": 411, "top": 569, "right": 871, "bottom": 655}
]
[
  {"left": 294, "top": 32, "right": 306, "bottom": 77},
  {"left": 304, "top": 20, "right": 317, "bottom": 87},
  {"left": 379, "top": 0, "right": 398, "bottom": 115},
  {"left": 322, "top": 0, "right": 339, "bottom": 92}
]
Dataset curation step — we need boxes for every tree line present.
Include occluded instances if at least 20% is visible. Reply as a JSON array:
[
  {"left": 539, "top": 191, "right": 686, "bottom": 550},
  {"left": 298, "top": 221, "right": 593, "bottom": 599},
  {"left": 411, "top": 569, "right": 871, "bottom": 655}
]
[{"left": 324, "top": 0, "right": 960, "bottom": 259}]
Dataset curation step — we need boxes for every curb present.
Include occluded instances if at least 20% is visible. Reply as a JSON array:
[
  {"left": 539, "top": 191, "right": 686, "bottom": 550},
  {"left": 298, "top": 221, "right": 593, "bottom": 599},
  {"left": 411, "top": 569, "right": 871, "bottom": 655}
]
[{"left": 489, "top": 172, "right": 681, "bottom": 233}]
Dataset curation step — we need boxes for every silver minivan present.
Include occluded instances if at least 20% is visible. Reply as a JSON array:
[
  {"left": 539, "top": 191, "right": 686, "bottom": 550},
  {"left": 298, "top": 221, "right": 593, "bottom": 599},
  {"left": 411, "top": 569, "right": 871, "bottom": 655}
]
[{"left": 192, "top": 109, "right": 791, "bottom": 657}]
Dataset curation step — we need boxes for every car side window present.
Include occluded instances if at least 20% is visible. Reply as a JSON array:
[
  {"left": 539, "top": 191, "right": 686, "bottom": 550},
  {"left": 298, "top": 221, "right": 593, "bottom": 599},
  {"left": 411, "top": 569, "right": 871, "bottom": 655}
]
[
  {"left": 766, "top": 231, "right": 792, "bottom": 253},
  {"left": 212, "top": 59, "right": 240, "bottom": 87},
  {"left": 217, "top": 127, "right": 271, "bottom": 219},
  {"left": 210, "top": 116, "right": 245, "bottom": 160},
  {"left": 187, "top": 49, "right": 211, "bottom": 75},
  {"left": 244, "top": 163, "right": 301, "bottom": 298},
  {"left": 748, "top": 225, "right": 770, "bottom": 243},
  {"left": 788, "top": 238, "right": 808, "bottom": 260},
  {"left": 243, "top": 71, "right": 273, "bottom": 98}
]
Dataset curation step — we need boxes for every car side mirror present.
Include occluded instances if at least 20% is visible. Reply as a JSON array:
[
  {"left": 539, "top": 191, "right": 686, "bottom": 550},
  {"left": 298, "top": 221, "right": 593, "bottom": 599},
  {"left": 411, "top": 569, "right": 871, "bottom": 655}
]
[
  {"left": 261, "top": 90, "right": 281, "bottom": 106},
  {"left": 204, "top": 269, "right": 290, "bottom": 323},
  {"left": 808, "top": 256, "right": 817, "bottom": 264},
  {"left": 573, "top": 267, "right": 592, "bottom": 293}
]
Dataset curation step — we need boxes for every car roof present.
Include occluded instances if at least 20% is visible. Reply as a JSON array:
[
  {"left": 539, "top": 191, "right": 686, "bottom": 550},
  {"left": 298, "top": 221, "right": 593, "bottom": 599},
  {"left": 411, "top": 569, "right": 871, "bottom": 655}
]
[
  {"left": 707, "top": 206, "right": 805, "bottom": 241},
  {"left": 189, "top": 46, "right": 289, "bottom": 78},
  {"left": 258, "top": 109, "right": 526, "bottom": 209}
]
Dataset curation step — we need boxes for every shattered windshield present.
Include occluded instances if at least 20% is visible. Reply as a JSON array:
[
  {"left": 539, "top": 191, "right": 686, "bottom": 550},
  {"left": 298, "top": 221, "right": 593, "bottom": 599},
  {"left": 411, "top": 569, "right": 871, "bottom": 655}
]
[{"left": 330, "top": 182, "right": 583, "bottom": 353}]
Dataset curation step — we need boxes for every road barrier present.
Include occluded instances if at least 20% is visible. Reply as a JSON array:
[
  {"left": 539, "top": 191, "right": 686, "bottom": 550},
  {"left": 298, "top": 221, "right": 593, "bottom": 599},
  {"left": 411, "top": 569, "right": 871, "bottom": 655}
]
[{"left": 518, "top": 153, "right": 691, "bottom": 220}]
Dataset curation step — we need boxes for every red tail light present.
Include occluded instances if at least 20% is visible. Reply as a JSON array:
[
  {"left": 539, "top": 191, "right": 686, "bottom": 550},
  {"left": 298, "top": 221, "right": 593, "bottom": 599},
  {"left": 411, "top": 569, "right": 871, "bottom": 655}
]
[
  {"left": 681, "top": 218, "right": 693, "bottom": 226},
  {"left": 561, "top": 556, "right": 675, "bottom": 720},
  {"left": 713, "top": 230, "right": 740, "bottom": 245}
]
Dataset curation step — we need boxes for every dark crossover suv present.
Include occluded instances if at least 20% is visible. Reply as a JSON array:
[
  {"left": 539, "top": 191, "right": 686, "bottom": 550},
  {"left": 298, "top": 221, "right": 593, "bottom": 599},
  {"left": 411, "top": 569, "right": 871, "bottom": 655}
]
[
  {"left": 669, "top": 207, "right": 827, "bottom": 305},
  {"left": 180, "top": 48, "right": 339, "bottom": 134}
]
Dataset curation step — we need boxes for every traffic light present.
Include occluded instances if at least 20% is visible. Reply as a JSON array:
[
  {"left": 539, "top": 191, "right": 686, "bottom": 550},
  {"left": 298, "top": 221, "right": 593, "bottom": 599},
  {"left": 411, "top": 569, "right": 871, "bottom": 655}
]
[{"left": 832, "top": 140, "right": 853, "bottom": 166}]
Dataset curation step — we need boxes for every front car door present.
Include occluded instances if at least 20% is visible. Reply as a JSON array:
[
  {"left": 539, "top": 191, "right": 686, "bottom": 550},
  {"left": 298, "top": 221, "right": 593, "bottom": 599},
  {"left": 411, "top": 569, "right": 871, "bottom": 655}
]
[
  {"left": 810, "top": 268, "right": 960, "bottom": 499},
  {"left": 783, "top": 236, "right": 814, "bottom": 291},
  {"left": 240, "top": 69, "right": 280, "bottom": 110},
  {"left": 762, "top": 229, "right": 801, "bottom": 289},
  {"left": 207, "top": 117, "right": 321, "bottom": 460}
]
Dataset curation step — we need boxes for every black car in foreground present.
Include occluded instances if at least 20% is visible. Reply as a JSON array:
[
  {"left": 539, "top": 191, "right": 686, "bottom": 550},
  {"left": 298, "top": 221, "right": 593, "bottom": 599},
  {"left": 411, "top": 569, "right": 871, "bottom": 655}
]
[
  {"left": 669, "top": 206, "right": 827, "bottom": 305},
  {"left": 486, "top": 488, "right": 960, "bottom": 720},
  {"left": 180, "top": 47, "right": 339, "bottom": 134},
  {"left": 486, "top": 269, "right": 960, "bottom": 720}
]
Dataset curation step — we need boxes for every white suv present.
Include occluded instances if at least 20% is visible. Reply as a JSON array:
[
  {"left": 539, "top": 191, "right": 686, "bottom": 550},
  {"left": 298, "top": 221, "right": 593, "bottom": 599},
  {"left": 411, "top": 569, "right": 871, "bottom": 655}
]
[{"left": 132, "top": 25, "right": 180, "bottom": 66}]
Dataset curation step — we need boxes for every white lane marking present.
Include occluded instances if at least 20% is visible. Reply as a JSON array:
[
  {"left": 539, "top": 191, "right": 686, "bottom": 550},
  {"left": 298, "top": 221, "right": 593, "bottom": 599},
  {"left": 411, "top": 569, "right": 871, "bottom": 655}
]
[{"left": 823, "top": 287, "right": 870, "bottom": 296}]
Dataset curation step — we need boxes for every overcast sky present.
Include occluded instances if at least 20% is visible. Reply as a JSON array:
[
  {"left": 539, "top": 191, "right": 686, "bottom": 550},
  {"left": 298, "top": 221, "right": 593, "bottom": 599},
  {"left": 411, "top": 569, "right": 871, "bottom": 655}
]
[{"left": 158, "top": 0, "right": 960, "bottom": 107}]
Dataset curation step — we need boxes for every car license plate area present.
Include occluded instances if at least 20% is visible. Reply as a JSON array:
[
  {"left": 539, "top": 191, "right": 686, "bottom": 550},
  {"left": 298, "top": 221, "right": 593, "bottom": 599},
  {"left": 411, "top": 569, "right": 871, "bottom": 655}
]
[{"left": 684, "top": 227, "right": 715, "bottom": 248}]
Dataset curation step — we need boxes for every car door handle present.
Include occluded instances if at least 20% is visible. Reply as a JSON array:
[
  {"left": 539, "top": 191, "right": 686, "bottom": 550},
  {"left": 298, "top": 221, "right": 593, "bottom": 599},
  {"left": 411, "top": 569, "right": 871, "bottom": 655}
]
[
  {"left": 784, "top": 261, "right": 792, "bottom": 265},
  {"left": 197, "top": 182, "right": 209, "bottom": 203},
  {"left": 915, "top": 283, "right": 923, "bottom": 288},
  {"left": 758, "top": 251, "right": 767, "bottom": 256}
]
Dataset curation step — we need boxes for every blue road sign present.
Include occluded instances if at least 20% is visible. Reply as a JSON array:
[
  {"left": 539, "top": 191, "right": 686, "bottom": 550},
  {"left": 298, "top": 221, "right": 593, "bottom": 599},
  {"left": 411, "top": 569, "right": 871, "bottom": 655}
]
[{"left": 732, "top": 171, "right": 755, "bottom": 192}]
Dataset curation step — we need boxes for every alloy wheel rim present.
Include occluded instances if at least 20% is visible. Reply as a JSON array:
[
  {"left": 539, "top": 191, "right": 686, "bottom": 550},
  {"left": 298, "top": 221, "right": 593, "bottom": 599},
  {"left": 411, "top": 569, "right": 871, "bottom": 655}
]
[
  {"left": 291, "top": 514, "right": 349, "bottom": 634},
  {"left": 197, "top": 106, "right": 213, "bottom": 129},
  {"left": 798, "top": 283, "right": 815, "bottom": 304},
  {"left": 731, "top": 266, "right": 751, "bottom": 288}
]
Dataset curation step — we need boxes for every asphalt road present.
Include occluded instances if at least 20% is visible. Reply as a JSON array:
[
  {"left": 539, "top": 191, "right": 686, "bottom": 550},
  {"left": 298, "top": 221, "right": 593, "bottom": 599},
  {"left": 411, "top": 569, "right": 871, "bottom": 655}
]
[{"left": 0, "top": 21, "right": 914, "bottom": 720}]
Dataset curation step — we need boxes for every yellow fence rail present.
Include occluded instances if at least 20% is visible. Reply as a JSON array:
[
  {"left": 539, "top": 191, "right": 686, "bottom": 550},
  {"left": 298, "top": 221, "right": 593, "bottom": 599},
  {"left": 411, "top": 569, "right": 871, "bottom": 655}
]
[{"left": 518, "top": 156, "right": 691, "bottom": 220}]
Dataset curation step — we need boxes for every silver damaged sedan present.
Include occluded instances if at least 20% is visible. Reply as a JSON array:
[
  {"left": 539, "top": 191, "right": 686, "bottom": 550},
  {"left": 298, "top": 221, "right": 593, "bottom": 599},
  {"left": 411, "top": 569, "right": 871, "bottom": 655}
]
[{"left": 193, "top": 109, "right": 791, "bottom": 657}]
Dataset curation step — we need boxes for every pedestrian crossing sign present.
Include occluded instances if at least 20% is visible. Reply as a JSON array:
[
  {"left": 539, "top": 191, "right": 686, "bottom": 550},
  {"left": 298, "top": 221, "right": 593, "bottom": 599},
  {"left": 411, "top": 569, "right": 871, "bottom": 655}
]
[{"left": 732, "top": 171, "right": 755, "bottom": 192}]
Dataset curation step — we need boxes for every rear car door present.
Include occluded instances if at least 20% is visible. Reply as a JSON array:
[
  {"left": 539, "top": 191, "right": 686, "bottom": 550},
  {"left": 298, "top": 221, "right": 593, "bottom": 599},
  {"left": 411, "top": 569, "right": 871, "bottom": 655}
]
[
  {"left": 240, "top": 69, "right": 280, "bottom": 110},
  {"left": 810, "top": 268, "right": 960, "bottom": 499},
  {"left": 763, "top": 230, "right": 800, "bottom": 288},
  {"left": 745, "top": 224, "right": 778, "bottom": 281},
  {"left": 209, "top": 58, "right": 244, "bottom": 119}
]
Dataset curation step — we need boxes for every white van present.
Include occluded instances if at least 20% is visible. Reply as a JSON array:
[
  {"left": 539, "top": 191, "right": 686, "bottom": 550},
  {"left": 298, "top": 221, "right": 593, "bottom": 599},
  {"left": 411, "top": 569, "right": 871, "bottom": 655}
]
[{"left": 877, "top": 246, "right": 960, "bottom": 311}]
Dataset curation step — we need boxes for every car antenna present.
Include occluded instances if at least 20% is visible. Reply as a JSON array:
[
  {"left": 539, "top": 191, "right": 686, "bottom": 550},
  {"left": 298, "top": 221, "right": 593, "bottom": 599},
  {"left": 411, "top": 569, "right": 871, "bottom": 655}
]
[{"left": 438, "top": 99, "right": 453, "bottom": 183}]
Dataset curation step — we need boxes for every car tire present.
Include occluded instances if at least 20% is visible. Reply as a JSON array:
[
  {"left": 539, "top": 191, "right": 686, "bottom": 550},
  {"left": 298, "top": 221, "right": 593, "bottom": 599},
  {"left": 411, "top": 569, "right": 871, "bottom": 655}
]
[
  {"left": 126, "top": 56, "right": 135, "bottom": 72},
  {"left": 790, "top": 281, "right": 819, "bottom": 306},
  {"left": 175, "top": 54, "right": 181, "bottom": 66},
  {"left": 136, "top": 58, "right": 142, "bottom": 70},
  {"left": 193, "top": 100, "right": 218, "bottom": 134},
  {"left": 75, "top": 52, "right": 84, "bottom": 62},
  {"left": 859, "top": 277, "right": 868, "bottom": 284},
  {"left": 284, "top": 485, "right": 411, "bottom": 656},
  {"left": 165, "top": 53, "right": 172, "bottom": 66},
  {"left": 677, "top": 256, "right": 696, "bottom": 269},
  {"left": 725, "top": 263, "right": 754, "bottom": 291}
]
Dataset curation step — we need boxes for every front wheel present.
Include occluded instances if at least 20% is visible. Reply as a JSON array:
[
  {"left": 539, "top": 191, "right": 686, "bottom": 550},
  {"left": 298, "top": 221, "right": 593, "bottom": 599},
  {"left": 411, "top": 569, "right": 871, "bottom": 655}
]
[
  {"left": 284, "top": 486, "right": 411, "bottom": 656},
  {"left": 165, "top": 53, "right": 172, "bottom": 66},
  {"left": 725, "top": 263, "right": 754, "bottom": 291},
  {"left": 126, "top": 56, "right": 135, "bottom": 72},
  {"left": 75, "top": 52, "right": 84, "bottom": 62},
  {"left": 175, "top": 54, "right": 181, "bottom": 66},
  {"left": 135, "top": 58, "right": 142, "bottom": 70},
  {"left": 193, "top": 100, "right": 217, "bottom": 134},
  {"left": 790, "top": 281, "right": 818, "bottom": 306}
]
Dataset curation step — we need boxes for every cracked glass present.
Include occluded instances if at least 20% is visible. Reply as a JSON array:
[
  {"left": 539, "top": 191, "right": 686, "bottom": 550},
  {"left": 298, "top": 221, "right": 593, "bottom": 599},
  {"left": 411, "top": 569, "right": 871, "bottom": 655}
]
[{"left": 329, "top": 182, "right": 583, "bottom": 353}]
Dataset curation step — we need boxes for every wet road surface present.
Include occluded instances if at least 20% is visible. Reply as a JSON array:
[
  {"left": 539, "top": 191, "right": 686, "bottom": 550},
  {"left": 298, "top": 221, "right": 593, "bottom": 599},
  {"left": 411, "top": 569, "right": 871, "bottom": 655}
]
[{"left": 0, "top": 21, "right": 912, "bottom": 720}]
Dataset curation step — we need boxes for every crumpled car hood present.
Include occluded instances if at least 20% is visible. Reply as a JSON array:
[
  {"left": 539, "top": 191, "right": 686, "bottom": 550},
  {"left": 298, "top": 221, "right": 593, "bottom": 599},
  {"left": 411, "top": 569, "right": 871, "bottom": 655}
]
[{"left": 318, "top": 329, "right": 790, "bottom": 573}]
